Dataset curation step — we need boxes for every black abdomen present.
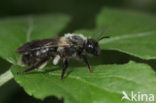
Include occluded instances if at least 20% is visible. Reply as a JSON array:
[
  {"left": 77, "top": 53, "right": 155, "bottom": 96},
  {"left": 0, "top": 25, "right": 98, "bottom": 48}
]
[
  {"left": 22, "top": 53, "right": 36, "bottom": 66},
  {"left": 21, "top": 47, "right": 57, "bottom": 66}
]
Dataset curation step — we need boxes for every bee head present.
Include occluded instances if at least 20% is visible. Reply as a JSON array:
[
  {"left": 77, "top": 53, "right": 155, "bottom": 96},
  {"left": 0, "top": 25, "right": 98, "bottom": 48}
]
[{"left": 85, "top": 39, "right": 100, "bottom": 56}]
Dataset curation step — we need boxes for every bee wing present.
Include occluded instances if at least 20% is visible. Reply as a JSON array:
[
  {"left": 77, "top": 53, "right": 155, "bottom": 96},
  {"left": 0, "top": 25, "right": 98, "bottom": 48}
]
[{"left": 16, "top": 37, "right": 72, "bottom": 54}]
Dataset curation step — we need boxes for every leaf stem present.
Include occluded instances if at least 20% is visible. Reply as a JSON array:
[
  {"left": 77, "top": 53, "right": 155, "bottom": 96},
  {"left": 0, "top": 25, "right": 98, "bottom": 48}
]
[{"left": 0, "top": 69, "right": 13, "bottom": 86}]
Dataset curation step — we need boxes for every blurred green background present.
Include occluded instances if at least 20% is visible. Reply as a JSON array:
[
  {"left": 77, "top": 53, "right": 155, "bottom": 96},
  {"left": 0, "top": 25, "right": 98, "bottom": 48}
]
[{"left": 0, "top": 0, "right": 156, "bottom": 103}]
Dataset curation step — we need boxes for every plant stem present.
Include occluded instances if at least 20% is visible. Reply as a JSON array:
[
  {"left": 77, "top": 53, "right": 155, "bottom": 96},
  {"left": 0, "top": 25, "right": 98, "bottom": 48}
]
[{"left": 0, "top": 69, "right": 13, "bottom": 86}]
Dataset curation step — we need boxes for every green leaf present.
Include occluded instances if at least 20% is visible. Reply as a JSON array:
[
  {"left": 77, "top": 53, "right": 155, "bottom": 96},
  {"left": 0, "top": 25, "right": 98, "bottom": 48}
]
[
  {"left": 0, "top": 14, "right": 70, "bottom": 64},
  {"left": 11, "top": 62, "right": 156, "bottom": 103},
  {"left": 76, "top": 8, "right": 156, "bottom": 59},
  {"left": 3, "top": 9, "right": 156, "bottom": 103}
]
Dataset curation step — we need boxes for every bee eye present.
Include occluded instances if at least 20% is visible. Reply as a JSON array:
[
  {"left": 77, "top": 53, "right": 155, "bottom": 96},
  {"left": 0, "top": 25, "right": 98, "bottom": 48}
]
[
  {"left": 85, "top": 39, "right": 99, "bottom": 56},
  {"left": 88, "top": 44, "right": 93, "bottom": 48},
  {"left": 86, "top": 44, "right": 94, "bottom": 53}
]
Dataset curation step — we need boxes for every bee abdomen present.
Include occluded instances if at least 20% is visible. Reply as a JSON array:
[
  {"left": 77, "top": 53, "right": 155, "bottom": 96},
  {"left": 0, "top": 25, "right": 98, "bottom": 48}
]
[{"left": 21, "top": 54, "right": 36, "bottom": 66}]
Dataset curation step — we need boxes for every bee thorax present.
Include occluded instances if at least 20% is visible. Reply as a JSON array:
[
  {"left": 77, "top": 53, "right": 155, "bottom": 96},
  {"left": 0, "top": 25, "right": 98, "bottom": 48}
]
[{"left": 61, "top": 33, "right": 87, "bottom": 46}]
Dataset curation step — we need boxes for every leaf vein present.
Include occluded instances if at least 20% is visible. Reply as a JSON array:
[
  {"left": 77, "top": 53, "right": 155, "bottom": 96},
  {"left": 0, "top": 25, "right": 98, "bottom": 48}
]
[
  {"left": 100, "top": 31, "right": 155, "bottom": 44},
  {"left": 26, "top": 16, "right": 34, "bottom": 42}
]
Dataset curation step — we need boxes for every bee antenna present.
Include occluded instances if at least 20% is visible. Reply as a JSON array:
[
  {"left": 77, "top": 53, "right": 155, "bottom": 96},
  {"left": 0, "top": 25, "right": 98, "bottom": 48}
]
[
  {"left": 98, "top": 36, "right": 110, "bottom": 41},
  {"left": 96, "top": 26, "right": 110, "bottom": 41}
]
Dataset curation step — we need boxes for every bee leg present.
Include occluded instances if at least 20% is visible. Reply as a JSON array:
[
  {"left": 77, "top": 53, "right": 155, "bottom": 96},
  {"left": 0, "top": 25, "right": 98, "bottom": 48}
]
[
  {"left": 60, "top": 59, "right": 68, "bottom": 80},
  {"left": 17, "top": 57, "right": 48, "bottom": 74},
  {"left": 17, "top": 66, "right": 36, "bottom": 74},
  {"left": 82, "top": 56, "right": 92, "bottom": 72}
]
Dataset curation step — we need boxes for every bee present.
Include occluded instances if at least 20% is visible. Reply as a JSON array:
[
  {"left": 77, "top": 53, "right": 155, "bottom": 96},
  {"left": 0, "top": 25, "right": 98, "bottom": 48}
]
[{"left": 16, "top": 32, "right": 109, "bottom": 80}]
